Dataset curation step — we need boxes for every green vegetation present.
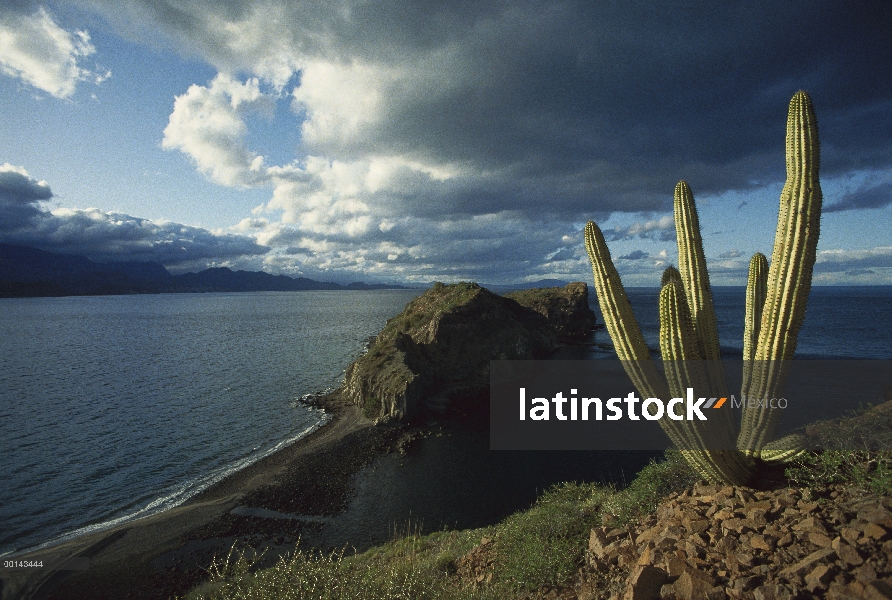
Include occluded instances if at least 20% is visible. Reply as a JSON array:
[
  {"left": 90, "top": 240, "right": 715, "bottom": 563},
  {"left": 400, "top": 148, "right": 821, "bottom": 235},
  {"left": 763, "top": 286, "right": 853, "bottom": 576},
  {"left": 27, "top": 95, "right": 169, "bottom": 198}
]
[
  {"left": 785, "top": 450, "right": 892, "bottom": 496},
  {"left": 362, "top": 395, "right": 380, "bottom": 420},
  {"left": 584, "top": 91, "right": 822, "bottom": 484},
  {"left": 785, "top": 401, "right": 892, "bottom": 495},
  {"left": 377, "top": 282, "right": 481, "bottom": 340},
  {"left": 180, "top": 451, "right": 697, "bottom": 600},
  {"left": 180, "top": 439, "right": 891, "bottom": 600}
]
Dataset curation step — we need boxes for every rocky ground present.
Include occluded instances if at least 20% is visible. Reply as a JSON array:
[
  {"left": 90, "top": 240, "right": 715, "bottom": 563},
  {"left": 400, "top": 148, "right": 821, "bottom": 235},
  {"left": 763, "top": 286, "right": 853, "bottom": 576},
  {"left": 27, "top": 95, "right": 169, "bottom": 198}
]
[{"left": 457, "top": 482, "right": 892, "bottom": 600}]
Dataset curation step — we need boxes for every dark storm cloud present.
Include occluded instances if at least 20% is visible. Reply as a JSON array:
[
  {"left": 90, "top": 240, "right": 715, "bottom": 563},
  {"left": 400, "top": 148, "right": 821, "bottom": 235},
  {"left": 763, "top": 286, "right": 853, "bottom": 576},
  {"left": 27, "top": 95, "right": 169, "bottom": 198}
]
[
  {"left": 0, "top": 166, "right": 53, "bottom": 229},
  {"left": 618, "top": 250, "right": 649, "bottom": 261},
  {"left": 0, "top": 165, "right": 267, "bottom": 266},
  {"left": 824, "top": 180, "right": 892, "bottom": 213},
  {"left": 91, "top": 0, "right": 892, "bottom": 217}
]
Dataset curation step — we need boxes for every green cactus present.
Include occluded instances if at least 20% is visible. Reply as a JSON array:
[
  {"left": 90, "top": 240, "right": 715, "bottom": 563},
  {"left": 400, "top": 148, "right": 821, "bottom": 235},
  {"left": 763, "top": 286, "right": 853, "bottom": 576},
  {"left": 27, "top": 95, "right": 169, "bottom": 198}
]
[
  {"left": 660, "top": 266, "right": 683, "bottom": 288},
  {"left": 739, "top": 90, "right": 822, "bottom": 457},
  {"left": 584, "top": 90, "right": 821, "bottom": 484}
]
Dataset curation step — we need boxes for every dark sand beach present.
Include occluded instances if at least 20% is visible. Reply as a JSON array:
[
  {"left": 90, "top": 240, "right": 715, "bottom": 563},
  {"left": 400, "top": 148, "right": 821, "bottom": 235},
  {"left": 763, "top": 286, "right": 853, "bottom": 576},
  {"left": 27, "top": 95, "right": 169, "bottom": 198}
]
[{"left": 1, "top": 390, "right": 655, "bottom": 600}]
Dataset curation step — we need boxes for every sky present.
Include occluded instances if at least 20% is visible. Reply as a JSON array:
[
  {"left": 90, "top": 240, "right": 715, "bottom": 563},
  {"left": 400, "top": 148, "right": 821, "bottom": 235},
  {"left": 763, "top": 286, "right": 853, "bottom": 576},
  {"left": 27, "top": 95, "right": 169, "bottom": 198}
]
[{"left": 1, "top": 1, "right": 890, "bottom": 285}]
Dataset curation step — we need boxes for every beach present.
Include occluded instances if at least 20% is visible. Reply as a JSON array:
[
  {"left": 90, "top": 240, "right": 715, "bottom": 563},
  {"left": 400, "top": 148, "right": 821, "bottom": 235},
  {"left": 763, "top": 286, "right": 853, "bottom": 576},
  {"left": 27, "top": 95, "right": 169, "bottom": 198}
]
[
  {"left": 3, "top": 385, "right": 651, "bottom": 600},
  {"left": 1, "top": 392, "right": 397, "bottom": 600}
]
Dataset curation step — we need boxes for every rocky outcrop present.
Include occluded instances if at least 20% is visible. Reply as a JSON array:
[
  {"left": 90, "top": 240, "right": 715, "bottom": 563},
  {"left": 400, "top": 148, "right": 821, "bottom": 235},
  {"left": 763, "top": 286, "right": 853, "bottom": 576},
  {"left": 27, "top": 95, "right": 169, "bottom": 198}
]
[
  {"left": 577, "top": 484, "right": 892, "bottom": 600},
  {"left": 344, "top": 282, "right": 595, "bottom": 422},
  {"left": 455, "top": 484, "right": 892, "bottom": 600},
  {"left": 505, "top": 282, "right": 599, "bottom": 342}
]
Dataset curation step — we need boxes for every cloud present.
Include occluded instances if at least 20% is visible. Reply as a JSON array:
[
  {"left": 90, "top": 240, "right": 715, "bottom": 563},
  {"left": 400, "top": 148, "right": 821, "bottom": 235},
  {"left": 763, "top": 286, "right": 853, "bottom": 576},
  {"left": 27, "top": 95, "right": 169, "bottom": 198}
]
[
  {"left": 93, "top": 1, "right": 892, "bottom": 211},
  {"left": 604, "top": 216, "right": 676, "bottom": 242},
  {"left": 33, "top": 1, "right": 892, "bottom": 282},
  {"left": 824, "top": 179, "right": 892, "bottom": 213},
  {"left": 846, "top": 269, "right": 875, "bottom": 277},
  {"left": 719, "top": 249, "right": 744, "bottom": 259},
  {"left": 162, "top": 74, "right": 275, "bottom": 187},
  {"left": 0, "top": 163, "right": 53, "bottom": 229},
  {"left": 619, "top": 250, "right": 649, "bottom": 261},
  {"left": 814, "top": 247, "right": 892, "bottom": 272},
  {"left": 0, "top": 5, "right": 108, "bottom": 98},
  {"left": 0, "top": 164, "right": 267, "bottom": 267}
]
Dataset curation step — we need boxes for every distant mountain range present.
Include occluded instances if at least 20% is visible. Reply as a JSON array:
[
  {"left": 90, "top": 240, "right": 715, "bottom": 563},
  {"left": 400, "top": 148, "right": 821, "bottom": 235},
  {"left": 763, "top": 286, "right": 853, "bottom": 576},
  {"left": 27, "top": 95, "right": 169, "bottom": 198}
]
[{"left": 0, "top": 244, "right": 410, "bottom": 297}]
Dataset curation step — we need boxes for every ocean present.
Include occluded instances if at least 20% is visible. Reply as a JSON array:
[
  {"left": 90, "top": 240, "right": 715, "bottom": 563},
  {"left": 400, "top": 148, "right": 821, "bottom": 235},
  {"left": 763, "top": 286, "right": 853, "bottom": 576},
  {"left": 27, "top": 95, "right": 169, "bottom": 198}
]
[{"left": 1, "top": 285, "right": 890, "bottom": 556}]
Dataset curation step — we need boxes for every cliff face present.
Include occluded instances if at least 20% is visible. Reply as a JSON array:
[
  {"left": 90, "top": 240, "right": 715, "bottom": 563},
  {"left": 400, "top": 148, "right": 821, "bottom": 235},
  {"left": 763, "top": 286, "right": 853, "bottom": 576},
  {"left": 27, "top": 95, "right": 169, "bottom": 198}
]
[
  {"left": 343, "top": 281, "right": 597, "bottom": 422},
  {"left": 506, "top": 281, "right": 598, "bottom": 342}
]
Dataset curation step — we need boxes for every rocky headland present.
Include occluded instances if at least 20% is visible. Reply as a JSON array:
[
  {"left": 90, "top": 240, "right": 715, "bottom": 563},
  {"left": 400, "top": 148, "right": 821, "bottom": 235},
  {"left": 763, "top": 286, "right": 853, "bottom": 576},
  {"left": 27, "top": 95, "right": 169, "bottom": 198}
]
[{"left": 343, "top": 281, "right": 598, "bottom": 422}]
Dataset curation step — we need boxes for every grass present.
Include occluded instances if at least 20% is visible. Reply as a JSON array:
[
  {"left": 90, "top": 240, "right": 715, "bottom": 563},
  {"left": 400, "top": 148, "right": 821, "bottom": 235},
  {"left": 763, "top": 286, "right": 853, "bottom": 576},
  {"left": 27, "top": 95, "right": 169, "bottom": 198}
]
[
  {"left": 180, "top": 401, "right": 892, "bottom": 599},
  {"left": 179, "top": 451, "right": 698, "bottom": 600},
  {"left": 784, "top": 399, "right": 892, "bottom": 495},
  {"left": 784, "top": 450, "right": 892, "bottom": 495}
]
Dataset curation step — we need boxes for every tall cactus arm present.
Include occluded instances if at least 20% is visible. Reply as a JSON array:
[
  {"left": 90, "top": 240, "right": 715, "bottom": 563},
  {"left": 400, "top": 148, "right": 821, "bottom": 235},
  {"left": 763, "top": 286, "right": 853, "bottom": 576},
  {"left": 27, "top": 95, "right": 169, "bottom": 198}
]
[
  {"left": 743, "top": 253, "right": 769, "bottom": 363},
  {"left": 584, "top": 221, "right": 668, "bottom": 400},
  {"left": 741, "top": 253, "right": 768, "bottom": 400},
  {"left": 661, "top": 266, "right": 683, "bottom": 288},
  {"left": 674, "top": 181, "right": 727, "bottom": 398},
  {"left": 674, "top": 181, "right": 722, "bottom": 364},
  {"left": 739, "top": 90, "right": 822, "bottom": 455},
  {"left": 659, "top": 282, "right": 753, "bottom": 484}
]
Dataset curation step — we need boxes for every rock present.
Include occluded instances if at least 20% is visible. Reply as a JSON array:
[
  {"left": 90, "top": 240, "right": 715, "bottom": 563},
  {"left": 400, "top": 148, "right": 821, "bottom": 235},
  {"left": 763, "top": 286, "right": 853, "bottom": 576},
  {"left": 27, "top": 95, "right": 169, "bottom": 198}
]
[
  {"left": 837, "top": 542, "right": 865, "bottom": 566},
  {"left": 569, "top": 482, "right": 892, "bottom": 600},
  {"left": 864, "top": 523, "right": 891, "bottom": 542},
  {"left": 504, "top": 282, "right": 598, "bottom": 342},
  {"left": 864, "top": 579, "right": 892, "bottom": 600},
  {"left": 343, "top": 282, "right": 557, "bottom": 421},
  {"left": 732, "top": 575, "right": 763, "bottom": 592},
  {"left": 623, "top": 565, "right": 668, "bottom": 600},
  {"left": 828, "top": 581, "right": 867, "bottom": 599},
  {"left": 858, "top": 506, "right": 892, "bottom": 524},
  {"left": 752, "top": 583, "right": 793, "bottom": 600},
  {"left": 805, "top": 564, "right": 834, "bottom": 591},
  {"left": 666, "top": 571, "right": 715, "bottom": 600},
  {"left": 809, "top": 531, "right": 834, "bottom": 547},
  {"left": 778, "top": 547, "right": 835, "bottom": 578}
]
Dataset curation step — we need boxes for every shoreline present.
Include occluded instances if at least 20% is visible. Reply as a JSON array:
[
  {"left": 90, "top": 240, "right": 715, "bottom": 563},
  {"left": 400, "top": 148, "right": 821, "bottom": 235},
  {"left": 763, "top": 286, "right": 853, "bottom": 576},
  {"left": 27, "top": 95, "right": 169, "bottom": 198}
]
[
  {"left": 0, "top": 390, "right": 405, "bottom": 600},
  {"left": 2, "top": 384, "right": 659, "bottom": 600}
]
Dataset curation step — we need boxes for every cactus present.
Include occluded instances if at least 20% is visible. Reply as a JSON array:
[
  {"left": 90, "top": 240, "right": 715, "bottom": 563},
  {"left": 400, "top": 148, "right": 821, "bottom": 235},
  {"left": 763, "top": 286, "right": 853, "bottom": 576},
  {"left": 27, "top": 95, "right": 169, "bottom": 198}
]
[
  {"left": 584, "top": 91, "right": 821, "bottom": 484},
  {"left": 738, "top": 90, "right": 822, "bottom": 456},
  {"left": 660, "top": 266, "right": 682, "bottom": 288}
]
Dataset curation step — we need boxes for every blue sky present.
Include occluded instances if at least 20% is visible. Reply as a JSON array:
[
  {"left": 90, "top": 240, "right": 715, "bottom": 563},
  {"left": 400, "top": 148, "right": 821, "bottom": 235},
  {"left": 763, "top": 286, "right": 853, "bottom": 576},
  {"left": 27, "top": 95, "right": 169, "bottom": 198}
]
[{"left": 1, "top": 1, "right": 890, "bottom": 285}]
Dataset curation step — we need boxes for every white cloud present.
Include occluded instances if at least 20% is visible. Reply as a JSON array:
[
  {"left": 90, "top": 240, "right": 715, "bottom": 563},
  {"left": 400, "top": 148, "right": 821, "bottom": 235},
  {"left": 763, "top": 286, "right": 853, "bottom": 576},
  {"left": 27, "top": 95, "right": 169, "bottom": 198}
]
[
  {"left": 604, "top": 216, "right": 676, "bottom": 242},
  {"left": 0, "top": 6, "right": 107, "bottom": 99},
  {"left": 815, "top": 247, "right": 892, "bottom": 270},
  {"left": 162, "top": 74, "right": 274, "bottom": 187},
  {"left": 292, "top": 60, "right": 397, "bottom": 149}
]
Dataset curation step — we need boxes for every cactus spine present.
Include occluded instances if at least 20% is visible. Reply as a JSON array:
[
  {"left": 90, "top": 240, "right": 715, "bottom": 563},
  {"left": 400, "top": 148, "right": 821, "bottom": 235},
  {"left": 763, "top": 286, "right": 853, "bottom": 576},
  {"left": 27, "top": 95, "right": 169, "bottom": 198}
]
[
  {"left": 660, "top": 266, "right": 682, "bottom": 289},
  {"left": 741, "top": 253, "right": 768, "bottom": 400},
  {"left": 738, "top": 90, "right": 822, "bottom": 456},
  {"left": 585, "top": 91, "right": 822, "bottom": 484}
]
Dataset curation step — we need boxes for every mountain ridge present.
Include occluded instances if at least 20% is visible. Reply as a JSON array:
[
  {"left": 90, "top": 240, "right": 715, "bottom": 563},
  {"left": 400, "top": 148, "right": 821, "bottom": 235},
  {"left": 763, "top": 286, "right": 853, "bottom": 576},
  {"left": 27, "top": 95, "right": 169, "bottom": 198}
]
[{"left": 0, "top": 244, "right": 411, "bottom": 297}]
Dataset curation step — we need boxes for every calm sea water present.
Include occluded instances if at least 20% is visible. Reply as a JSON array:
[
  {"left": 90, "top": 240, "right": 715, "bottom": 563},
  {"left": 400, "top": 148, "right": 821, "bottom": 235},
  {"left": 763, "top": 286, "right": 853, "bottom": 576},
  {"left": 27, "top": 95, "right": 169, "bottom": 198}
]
[
  {"left": 1, "top": 286, "right": 889, "bottom": 556},
  {"left": 0, "top": 290, "right": 421, "bottom": 556},
  {"left": 583, "top": 286, "right": 892, "bottom": 361}
]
